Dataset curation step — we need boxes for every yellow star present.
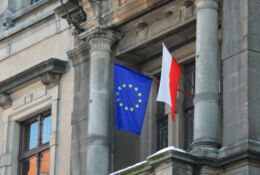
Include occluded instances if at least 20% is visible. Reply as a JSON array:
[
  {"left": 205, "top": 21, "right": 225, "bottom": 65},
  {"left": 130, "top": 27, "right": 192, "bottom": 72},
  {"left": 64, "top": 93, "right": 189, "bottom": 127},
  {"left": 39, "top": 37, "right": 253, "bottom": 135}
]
[
  {"left": 117, "top": 98, "right": 120, "bottom": 102},
  {"left": 118, "top": 86, "right": 122, "bottom": 90},
  {"left": 135, "top": 104, "right": 139, "bottom": 108},
  {"left": 129, "top": 84, "right": 133, "bottom": 88},
  {"left": 138, "top": 99, "right": 142, "bottom": 103},
  {"left": 119, "top": 103, "right": 123, "bottom": 107},
  {"left": 116, "top": 92, "right": 119, "bottom": 96},
  {"left": 130, "top": 108, "right": 134, "bottom": 112},
  {"left": 125, "top": 107, "right": 128, "bottom": 111},
  {"left": 123, "top": 84, "right": 126, "bottom": 88},
  {"left": 134, "top": 87, "right": 138, "bottom": 91},
  {"left": 138, "top": 93, "right": 142, "bottom": 96}
]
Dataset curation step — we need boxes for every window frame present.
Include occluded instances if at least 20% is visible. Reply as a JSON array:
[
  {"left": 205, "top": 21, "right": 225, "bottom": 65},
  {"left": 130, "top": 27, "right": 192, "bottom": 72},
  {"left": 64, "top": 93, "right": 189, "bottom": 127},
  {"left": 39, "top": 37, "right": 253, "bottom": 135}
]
[
  {"left": 18, "top": 109, "right": 51, "bottom": 175},
  {"left": 156, "top": 102, "right": 168, "bottom": 150},
  {"left": 183, "top": 61, "right": 195, "bottom": 151}
]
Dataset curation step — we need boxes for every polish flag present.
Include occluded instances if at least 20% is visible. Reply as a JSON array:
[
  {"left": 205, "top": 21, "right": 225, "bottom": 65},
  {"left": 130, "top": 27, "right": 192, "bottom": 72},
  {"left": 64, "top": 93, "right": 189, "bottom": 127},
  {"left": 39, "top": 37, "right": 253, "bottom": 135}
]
[{"left": 157, "top": 43, "right": 182, "bottom": 120}]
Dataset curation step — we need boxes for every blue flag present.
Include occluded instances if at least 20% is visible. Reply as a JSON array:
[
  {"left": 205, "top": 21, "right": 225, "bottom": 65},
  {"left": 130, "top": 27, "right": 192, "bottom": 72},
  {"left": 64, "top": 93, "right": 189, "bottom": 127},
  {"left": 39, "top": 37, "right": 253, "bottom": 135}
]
[{"left": 114, "top": 64, "right": 152, "bottom": 135}]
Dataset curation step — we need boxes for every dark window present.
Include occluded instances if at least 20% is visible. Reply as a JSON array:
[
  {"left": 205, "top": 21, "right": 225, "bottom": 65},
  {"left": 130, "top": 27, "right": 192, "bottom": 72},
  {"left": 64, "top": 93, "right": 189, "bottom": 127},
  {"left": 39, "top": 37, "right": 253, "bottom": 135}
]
[
  {"left": 183, "top": 62, "right": 195, "bottom": 151},
  {"left": 19, "top": 110, "right": 51, "bottom": 175},
  {"left": 157, "top": 102, "right": 168, "bottom": 150},
  {"left": 155, "top": 61, "right": 195, "bottom": 151}
]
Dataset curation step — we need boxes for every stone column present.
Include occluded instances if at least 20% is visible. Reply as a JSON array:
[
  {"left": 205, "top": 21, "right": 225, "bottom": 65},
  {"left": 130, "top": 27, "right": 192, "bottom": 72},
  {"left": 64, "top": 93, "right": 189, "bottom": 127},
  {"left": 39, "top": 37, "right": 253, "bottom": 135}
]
[
  {"left": 192, "top": 0, "right": 219, "bottom": 156},
  {"left": 86, "top": 29, "right": 116, "bottom": 175}
]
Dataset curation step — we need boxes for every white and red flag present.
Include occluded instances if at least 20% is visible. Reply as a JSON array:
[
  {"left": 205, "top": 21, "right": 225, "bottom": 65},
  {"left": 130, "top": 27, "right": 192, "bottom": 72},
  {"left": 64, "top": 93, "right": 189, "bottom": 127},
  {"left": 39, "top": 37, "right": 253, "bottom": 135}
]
[{"left": 157, "top": 43, "right": 182, "bottom": 120}]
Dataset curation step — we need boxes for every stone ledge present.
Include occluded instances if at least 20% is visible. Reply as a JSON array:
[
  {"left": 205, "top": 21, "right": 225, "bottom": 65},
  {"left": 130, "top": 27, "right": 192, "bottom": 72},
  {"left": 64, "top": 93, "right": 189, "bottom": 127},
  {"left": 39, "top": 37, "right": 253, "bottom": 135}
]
[
  {"left": 0, "top": 10, "right": 54, "bottom": 41},
  {"left": 110, "top": 147, "right": 199, "bottom": 175},
  {"left": 111, "top": 143, "right": 260, "bottom": 174},
  {"left": 219, "top": 140, "right": 260, "bottom": 166},
  {"left": 0, "top": 58, "right": 67, "bottom": 94},
  {"left": 110, "top": 161, "right": 150, "bottom": 175},
  {"left": 11, "top": 0, "right": 50, "bottom": 20}
]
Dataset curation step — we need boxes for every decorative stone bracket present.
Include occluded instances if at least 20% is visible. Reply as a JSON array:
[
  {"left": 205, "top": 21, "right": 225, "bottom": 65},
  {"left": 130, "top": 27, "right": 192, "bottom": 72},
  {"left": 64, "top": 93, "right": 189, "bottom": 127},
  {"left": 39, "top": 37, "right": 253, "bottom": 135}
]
[
  {"left": 54, "top": 1, "right": 87, "bottom": 34},
  {"left": 0, "top": 58, "right": 67, "bottom": 109},
  {"left": 0, "top": 93, "right": 12, "bottom": 109},
  {"left": 41, "top": 72, "right": 62, "bottom": 88}
]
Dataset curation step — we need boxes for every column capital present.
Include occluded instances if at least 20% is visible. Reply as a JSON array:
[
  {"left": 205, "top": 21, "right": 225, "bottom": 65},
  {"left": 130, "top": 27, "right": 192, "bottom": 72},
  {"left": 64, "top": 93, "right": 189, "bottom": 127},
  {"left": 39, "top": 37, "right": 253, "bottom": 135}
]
[
  {"left": 0, "top": 93, "right": 12, "bottom": 109},
  {"left": 86, "top": 28, "right": 121, "bottom": 52},
  {"left": 196, "top": 0, "right": 218, "bottom": 10},
  {"left": 67, "top": 42, "right": 90, "bottom": 67}
]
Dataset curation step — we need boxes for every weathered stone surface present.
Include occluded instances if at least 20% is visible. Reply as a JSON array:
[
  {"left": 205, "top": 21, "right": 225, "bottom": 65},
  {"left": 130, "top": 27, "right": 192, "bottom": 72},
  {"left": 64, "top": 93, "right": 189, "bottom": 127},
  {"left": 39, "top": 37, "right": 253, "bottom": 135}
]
[
  {"left": 111, "top": 149, "right": 199, "bottom": 175},
  {"left": 86, "top": 28, "right": 117, "bottom": 175},
  {"left": 67, "top": 43, "right": 90, "bottom": 175},
  {"left": 192, "top": 0, "right": 220, "bottom": 157},
  {"left": 220, "top": 2, "right": 260, "bottom": 174}
]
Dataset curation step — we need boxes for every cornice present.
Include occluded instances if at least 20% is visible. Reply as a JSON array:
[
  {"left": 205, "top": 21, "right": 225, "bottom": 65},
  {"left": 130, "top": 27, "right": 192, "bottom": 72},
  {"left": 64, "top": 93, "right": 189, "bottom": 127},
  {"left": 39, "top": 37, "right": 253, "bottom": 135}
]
[
  {"left": 0, "top": 58, "right": 67, "bottom": 94},
  {"left": 81, "top": 0, "right": 171, "bottom": 31}
]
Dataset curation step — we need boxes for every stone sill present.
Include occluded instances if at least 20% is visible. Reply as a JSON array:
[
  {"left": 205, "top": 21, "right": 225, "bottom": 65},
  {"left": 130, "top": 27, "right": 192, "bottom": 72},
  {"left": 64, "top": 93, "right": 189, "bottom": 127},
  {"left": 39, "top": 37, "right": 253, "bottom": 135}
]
[
  {"left": 12, "top": 0, "right": 50, "bottom": 20},
  {"left": 110, "top": 147, "right": 197, "bottom": 175},
  {"left": 0, "top": 10, "right": 54, "bottom": 41},
  {"left": 0, "top": 0, "right": 62, "bottom": 41}
]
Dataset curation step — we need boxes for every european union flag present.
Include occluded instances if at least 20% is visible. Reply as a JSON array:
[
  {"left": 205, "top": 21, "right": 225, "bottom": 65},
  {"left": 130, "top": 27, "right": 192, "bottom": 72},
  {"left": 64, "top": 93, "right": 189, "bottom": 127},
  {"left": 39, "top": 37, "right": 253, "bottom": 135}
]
[{"left": 114, "top": 64, "right": 152, "bottom": 135}]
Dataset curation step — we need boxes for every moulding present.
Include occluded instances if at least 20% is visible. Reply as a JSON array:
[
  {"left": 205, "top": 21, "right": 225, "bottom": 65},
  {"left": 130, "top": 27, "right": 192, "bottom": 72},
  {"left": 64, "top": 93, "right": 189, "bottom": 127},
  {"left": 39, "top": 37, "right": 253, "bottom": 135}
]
[{"left": 0, "top": 58, "right": 67, "bottom": 94}]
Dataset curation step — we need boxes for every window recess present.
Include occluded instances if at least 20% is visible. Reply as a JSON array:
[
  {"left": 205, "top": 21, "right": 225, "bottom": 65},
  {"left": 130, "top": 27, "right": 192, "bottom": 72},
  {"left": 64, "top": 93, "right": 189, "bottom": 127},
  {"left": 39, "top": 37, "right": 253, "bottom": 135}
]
[{"left": 19, "top": 110, "right": 51, "bottom": 175}]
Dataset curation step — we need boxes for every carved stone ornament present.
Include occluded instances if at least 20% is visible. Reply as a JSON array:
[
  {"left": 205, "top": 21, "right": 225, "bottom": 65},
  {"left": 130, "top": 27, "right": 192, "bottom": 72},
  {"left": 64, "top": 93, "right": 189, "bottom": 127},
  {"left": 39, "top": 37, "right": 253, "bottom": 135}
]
[
  {"left": 85, "top": 28, "right": 121, "bottom": 51},
  {"left": 0, "top": 93, "right": 12, "bottom": 109},
  {"left": 55, "top": 0, "right": 87, "bottom": 34},
  {"left": 41, "top": 72, "right": 62, "bottom": 88}
]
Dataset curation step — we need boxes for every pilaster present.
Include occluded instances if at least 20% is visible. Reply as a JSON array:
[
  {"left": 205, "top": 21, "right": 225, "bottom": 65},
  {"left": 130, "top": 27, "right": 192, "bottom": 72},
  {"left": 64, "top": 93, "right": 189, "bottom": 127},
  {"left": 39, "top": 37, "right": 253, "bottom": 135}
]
[
  {"left": 67, "top": 42, "right": 90, "bottom": 67},
  {"left": 220, "top": 0, "right": 260, "bottom": 162},
  {"left": 67, "top": 42, "right": 90, "bottom": 175}
]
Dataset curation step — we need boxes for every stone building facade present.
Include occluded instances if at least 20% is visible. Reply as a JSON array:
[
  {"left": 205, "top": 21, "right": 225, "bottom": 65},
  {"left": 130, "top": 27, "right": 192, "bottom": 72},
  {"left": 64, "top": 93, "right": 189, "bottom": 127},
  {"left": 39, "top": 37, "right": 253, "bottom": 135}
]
[{"left": 0, "top": 0, "right": 260, "bottom": 175}]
